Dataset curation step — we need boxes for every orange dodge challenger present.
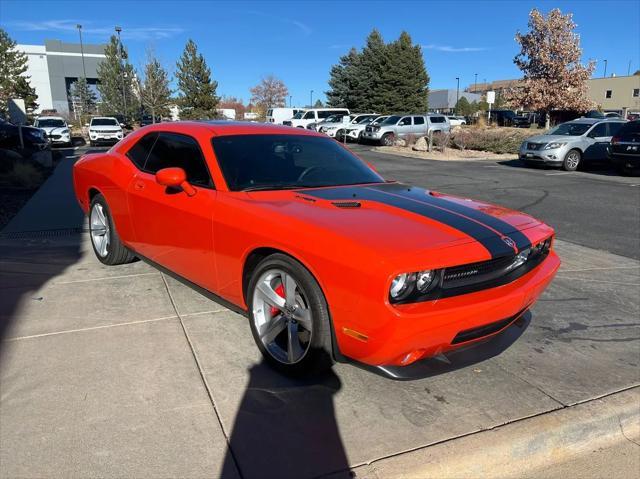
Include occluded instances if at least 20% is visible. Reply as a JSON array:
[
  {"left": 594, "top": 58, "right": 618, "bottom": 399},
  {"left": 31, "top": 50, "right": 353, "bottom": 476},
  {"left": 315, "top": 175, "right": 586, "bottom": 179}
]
[{"left": 73, "top": 121, "right": 560, "bottom": 377}]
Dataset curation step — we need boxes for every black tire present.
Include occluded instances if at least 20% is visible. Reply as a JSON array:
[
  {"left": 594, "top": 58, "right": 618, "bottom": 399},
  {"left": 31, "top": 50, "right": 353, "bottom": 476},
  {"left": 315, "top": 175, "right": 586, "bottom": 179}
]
[
  {"left": 381, "top": 133, "right": 395, "bottom": 146},
  {"left": 89, "top": 193, "right": 136, "bottom": 265},
  {"left": 562, "top": 149, "right": 581, "bottom": 171},
  {"left": 247, "top": 253, "right": 334, "bottom": 376}
]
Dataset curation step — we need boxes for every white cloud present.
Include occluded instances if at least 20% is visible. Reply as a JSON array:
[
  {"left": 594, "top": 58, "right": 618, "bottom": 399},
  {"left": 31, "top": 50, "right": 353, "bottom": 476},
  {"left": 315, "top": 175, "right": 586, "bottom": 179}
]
[
  {"left": 10, "top": 20, "right": 183, "bottom": 40},
  {"left": 246, "top": 10, "right": 311, "bottom": 36},
  {"left": 423, "top": 44, "right": 487, "bottom": 53}
]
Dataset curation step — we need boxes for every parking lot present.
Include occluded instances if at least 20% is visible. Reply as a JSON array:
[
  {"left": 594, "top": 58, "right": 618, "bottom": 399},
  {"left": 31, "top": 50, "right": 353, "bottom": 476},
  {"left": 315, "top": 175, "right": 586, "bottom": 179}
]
[{"left": 1, "top": 145, "right": 638, "bottom": 478}]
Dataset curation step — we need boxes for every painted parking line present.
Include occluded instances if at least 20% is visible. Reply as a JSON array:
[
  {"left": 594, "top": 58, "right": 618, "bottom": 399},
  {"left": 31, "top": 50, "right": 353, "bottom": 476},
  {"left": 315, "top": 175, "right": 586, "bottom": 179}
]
[{"left": 545, "top": 172, "right": 573, "bottom": 176}]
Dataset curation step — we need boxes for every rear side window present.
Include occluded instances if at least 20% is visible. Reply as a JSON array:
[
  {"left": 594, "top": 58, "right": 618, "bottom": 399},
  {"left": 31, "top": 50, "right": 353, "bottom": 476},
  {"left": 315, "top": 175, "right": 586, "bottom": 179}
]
[
  {"left": 607, "top": 123, "right": 625, "bottom": 136},
  {"left": 126, "top": 133, "right": 157, "bottom": 169},
  {"left": 618, "top": 121, "right": 640, "bottom": 136},
  {"left": 589, "top": 123, "right": 608, "bottom": 137},
  {"left": 430, "top": 116, "right": 446, "bottom": 123},
  {"left": 267, "top": 109, "right": 273, "bottom": 116},
  {"left": 144, "top": 132, "right": 213, "bottom": 188},
  {"left": 413, "top": 116, "right": 425, "bottom": 125}
]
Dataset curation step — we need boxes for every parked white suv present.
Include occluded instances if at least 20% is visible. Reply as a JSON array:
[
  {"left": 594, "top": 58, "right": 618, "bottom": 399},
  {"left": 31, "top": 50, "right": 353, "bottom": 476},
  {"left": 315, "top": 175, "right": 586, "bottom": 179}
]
[
  {"left": 33, "top": 116, "right": 72, "bottom": 147},
  {"left": 283, "top": 108, "right": 350, "bottom": 129},
  {"left": 88, "top": 117, "right": 124, "bottom": 146}
]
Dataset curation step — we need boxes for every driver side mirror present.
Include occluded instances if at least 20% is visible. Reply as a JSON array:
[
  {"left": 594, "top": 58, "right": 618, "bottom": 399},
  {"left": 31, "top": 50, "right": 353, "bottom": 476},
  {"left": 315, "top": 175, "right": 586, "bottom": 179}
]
[{"left": 155, "top": 167, "right": 196, "bottom": 197}]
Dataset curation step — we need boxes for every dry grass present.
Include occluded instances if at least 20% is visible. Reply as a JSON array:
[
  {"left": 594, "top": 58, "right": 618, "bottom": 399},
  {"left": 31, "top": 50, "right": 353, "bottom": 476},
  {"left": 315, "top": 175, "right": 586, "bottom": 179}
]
[{"left": 0, "top": 161, "right": 45, "bottom": 188}]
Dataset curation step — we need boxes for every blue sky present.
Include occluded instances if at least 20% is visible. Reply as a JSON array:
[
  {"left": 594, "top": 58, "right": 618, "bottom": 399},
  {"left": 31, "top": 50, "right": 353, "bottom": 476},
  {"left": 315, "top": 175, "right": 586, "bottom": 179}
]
[{"left": 2, "top": 0, "right": 639, "bottom": 105}]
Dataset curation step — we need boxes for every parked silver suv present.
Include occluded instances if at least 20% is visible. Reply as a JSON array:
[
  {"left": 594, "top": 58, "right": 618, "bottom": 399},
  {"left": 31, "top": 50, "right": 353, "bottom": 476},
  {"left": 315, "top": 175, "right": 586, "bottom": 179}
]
[
  {"left": 519, "top": 118, "right": 627, "bottom": 171},
  {"left": 362, "top": 114, "right": 450, "bottom": 145}
]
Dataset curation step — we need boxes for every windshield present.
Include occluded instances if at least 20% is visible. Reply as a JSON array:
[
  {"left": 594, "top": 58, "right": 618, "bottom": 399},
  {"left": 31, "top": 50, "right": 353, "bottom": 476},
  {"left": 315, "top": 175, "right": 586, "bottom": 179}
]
[
  {"left": 211, "top": 134, "right": 384, "bottom": 191},
  {"left": 548, "top": 122, "right": 592, "bottom": 136},
  {"left": 36, "top": 118, "right": 65, "bottom": 128},
  {"left": 91, "top": 118, "right": 118, "bottom": 126},
  {"left": 324, "top": 115, "right": 342, "bottom": 123},
  {"left": 380, "top": 115, "right": 401, "bottom": 125},
  {"left": 292, "top": 111, "right": 305, "bottom": 119},
  {"left": 358, "top": 116, "right": 376, "bottom": 124}
]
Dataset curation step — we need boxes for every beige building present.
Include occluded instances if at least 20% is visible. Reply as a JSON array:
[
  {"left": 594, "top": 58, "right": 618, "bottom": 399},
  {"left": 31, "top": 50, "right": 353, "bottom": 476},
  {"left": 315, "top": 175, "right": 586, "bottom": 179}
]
[
  {"left": 467, "top": 74, "right": 640, "bottom": 115},
  {"left": 587, "top": 75, "right": 640, "bottom": 114}
]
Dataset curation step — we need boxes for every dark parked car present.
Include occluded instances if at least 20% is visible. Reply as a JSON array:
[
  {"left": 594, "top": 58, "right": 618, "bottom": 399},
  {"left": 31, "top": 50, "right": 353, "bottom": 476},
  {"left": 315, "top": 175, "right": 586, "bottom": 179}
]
[
  {"left": 608, "top": 120, "right": 640, "bottom": 176},
  {"left": 488, "top": 109, "right": 518, "bottom": 127},
  {"left": 0, "top": 119, "right": 49, "bottom": 160}
]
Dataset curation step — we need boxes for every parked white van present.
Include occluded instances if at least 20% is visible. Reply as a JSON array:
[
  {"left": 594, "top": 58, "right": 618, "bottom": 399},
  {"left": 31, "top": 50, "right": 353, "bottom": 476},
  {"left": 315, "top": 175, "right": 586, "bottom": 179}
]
[
  {"left": 283, "top": 108, "right": 350, "bottom": 129},
  {"left": 266, "top": 108, "right": 304, "bottom": 124}
]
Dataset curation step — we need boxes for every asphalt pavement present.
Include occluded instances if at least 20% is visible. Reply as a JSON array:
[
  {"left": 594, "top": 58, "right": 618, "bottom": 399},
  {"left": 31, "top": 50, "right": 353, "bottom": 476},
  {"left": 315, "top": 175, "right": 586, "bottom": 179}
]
[{"left": 0, "top": 145, "right": 638, "bottom": 478}]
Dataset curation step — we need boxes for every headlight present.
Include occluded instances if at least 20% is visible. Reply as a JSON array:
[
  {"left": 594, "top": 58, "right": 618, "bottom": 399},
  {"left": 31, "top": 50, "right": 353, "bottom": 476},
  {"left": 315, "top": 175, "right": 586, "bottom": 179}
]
[
  {"left": 416, "top": 270, "right": 436, "bottom": 292},
  {"left": 390, "top": 273, "right": 414, "bottom": 300},
  {"left": 544, "top": 142, "right": 566, "bottom": 150},
  {"left": 61, "top": 128, "right": 70, "bottom": 134},
  {"left": 508, "top": 248, "right": 531, "bottom": 271}
]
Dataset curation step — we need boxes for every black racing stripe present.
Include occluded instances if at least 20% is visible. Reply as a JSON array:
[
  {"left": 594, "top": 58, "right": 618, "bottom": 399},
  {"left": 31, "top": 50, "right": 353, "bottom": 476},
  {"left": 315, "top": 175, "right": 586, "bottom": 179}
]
[
  {"left": 369, "top": 183, "right": 532, "bottom": 251},
  {"left": 300, "top": 185, "right": 513, "bottom": 258}
]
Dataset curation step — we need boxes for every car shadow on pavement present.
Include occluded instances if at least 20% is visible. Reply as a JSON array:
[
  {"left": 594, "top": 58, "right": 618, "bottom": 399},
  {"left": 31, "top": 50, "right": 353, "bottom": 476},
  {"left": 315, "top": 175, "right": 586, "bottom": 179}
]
[
  {"left": 219, "top": 358, "right": 350, "bottom": 479},
  {"left": 498, "top": 159, "right": 623, "bottom": 177}
]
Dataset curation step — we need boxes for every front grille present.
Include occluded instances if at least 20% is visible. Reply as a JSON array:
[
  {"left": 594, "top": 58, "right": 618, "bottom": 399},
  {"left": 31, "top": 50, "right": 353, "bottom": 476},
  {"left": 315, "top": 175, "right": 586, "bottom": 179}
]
[
  {"left": 443, "top": 255, "right": 516, "bottom": 289},
  {"left": 451, "top": 309, "right": 525, "bottom": 344},
  {"left": 51, "top": 134, "right": 61, "bottom": 139},
  {"left": 527, "top": 142, "right": 543, "bottom": 150}
]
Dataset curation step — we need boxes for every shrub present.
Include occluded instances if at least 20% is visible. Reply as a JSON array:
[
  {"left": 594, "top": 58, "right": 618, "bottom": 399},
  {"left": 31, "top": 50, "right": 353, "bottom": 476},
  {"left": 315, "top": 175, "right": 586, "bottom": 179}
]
[
  {"left": 432, "top": 131, "right": 450, "bottom": 152},
  {"left": 450, "top": 127, "right": 542, "bottom": 154},
  {"left": 1, "top": 161, "right": 44, "bottom": 188}
]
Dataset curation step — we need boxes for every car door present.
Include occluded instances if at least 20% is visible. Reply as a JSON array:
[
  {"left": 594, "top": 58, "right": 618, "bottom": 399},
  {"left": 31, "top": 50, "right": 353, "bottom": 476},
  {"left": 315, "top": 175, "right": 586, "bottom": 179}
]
[
  {"left": 126, "top": 131, "right": 217, "bottom": 290},
  {"left": 412, "top": 116, "right": 427, "bottom": 136},
  {"left": 397, "top": 116, "right": 412, "bottom": 137},
  {"left": 583, "top": 123, "right": 610, "bottom": 161}
]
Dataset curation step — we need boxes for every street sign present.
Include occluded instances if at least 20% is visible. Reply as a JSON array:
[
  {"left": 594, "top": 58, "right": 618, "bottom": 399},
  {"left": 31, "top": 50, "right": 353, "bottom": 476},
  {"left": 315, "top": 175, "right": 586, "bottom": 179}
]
[{"left": 486, "top": 91, "right": 496, "bottom": 105}]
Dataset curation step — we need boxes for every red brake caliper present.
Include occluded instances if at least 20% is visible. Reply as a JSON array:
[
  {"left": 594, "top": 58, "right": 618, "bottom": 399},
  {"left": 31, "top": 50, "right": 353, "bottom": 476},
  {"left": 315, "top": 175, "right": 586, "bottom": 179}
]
[{"left": 270, "top": 283, "right": 285, "bottom": 317}]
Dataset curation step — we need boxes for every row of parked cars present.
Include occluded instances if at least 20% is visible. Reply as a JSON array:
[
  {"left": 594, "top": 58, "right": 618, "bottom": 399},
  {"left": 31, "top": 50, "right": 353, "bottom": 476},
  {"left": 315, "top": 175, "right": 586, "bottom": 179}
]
[
  {"left": 32, "top": 115, "right": 125, "bottom": 147},
  {"left": 267, "top": 107, "right": 452, "bottom": 145},
  {"left": 519, "top": 117, "right": 639, "bottom": 175}
]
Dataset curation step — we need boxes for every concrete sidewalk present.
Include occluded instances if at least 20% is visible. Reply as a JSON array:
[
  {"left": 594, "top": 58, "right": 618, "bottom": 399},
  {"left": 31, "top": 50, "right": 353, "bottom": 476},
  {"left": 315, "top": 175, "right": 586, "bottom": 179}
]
[{"left": 1, "top": 152, "right": 638, "bottom": 478}]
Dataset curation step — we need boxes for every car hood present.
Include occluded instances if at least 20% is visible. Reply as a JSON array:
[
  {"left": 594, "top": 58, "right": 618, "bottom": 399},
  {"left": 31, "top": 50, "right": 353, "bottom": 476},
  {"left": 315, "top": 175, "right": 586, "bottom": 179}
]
[
  {"left": 526, "top": 134, "right": 579, "bottom": 143},
  {"left": 39, "top": 126, "right": 67, "bottom": 134},
  {"left": 90, "top": 125, "right": 121, "bottom": 131},
  {"left": 246, "top": 182, "right": 545, "bottom": 266}
]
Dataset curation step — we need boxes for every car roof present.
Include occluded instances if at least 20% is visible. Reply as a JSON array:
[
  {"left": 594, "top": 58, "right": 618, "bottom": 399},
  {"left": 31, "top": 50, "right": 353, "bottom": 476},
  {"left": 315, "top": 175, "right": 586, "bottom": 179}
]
[
  {"left": 36, "top": 116, "right": 65, "bottom": 120},
  {"left": 569, "top": 117, "right": 626, "bottom": 124},
  {"left": 133, "top": 120, "right": 327, "bottom": 137}
]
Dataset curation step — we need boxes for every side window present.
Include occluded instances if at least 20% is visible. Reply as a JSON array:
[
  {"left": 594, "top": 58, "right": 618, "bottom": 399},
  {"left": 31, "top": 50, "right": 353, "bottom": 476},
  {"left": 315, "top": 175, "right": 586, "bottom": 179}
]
[
  {"left": 317, "top": 110, "right": 331, "bottom": 119},
  {"left": 126, "top": 133, "right": 157, "bottom": 170},
  {"left": 588, "top": 123, "right": 608, "bottom": 138},
  {"left": 144, "top": 133, "right": 212, "bottom": 187},
  {"left": 607, "top": 123, "right": 625, "bottom": 136},
  {"left": 303, "top": 111, "right": 315, "bottom": 120},
  {"left": 413, "top": 116, "right": 425, "bottom": 125},
  {"left": 399, "top": 117, "right": 412, "bottom": 126}
]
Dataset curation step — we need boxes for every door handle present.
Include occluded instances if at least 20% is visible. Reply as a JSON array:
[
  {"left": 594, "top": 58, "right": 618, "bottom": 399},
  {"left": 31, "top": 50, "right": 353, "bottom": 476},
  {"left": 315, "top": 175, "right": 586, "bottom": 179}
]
[{"left": 134, "top": 181, "right": 145, "bottom": 190}]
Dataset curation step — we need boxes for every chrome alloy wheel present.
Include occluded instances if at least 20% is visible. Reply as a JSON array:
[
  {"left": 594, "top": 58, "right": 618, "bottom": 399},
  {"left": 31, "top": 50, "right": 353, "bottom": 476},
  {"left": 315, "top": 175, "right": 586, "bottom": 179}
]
[
  {"left": 252, "top": 269, "right": 313, "bottom": 364},
  {"left": 565, "top": 150, "right": 580, "bottom": 169},
  {"left": 90, "top": 203, "right": 110, "bottom": 257}
]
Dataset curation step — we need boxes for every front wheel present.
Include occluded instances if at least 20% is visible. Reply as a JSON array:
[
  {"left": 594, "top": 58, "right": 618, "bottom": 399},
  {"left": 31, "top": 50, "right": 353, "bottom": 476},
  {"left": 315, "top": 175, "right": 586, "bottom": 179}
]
[
  {"left": 247, "top": 254, "right": 334, "bottom": 376},
  {"left": 381, "top": 133, "right": 395, "bottom": 146},
  {"left": 562, "top": 149, "right": 581, "bottom": 171},
  {"left": 89, "top": 194, "right": 135, "bottom": 265}
]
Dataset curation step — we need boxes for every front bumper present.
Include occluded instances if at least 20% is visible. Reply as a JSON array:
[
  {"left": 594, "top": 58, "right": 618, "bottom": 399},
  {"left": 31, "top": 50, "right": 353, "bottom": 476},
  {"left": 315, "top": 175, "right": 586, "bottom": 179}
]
[
  {"left": 519, "top": 146, "right": 566, "bottom": 165},
  {"left": 89, "top": 132, "right": 123, "bottom": 144},
  {"left": 362, "top": 130, "right": 383, "bottom": 141},
  {"left": 345, "top": 251, "right": 560, "bottom": 367},
  {"left": 609, "top": 148, "right": 640, "bottom": 169},
  {"left": 48, "top": 133, "right": 71, "bottom": 145}
]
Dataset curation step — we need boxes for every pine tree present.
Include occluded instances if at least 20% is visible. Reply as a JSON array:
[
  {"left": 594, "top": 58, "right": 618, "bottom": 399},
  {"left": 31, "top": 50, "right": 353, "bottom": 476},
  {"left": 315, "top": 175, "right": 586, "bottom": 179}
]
[
  {"left": 96, "top": 35, "right": 137, "bottom": 120},
  {"left": 383, "top": 31, "right": 429, "bottom": 112},
  {"left": 326, "top": 48, "right": 366, "bottom": 110},
  {"left": 0, "top": 28, "right": 38, "bottom": 117},
  {"left": 139, "top": 53, "right": 171, "bottom": 123},
  {"left": 313, "top": 99, "right": 324, "bottom": 108},
  {"left": 455, "top": 96, "right": 471, "bottom": 116},
  {"left": 359, "top": 29, "right": 390, "bottom": 112},
  {"left": 69, "top": 77, "right": 97, "bottom": 123},
  {"left": 175, "top": 39, "right": 219, "bottom": 119}
]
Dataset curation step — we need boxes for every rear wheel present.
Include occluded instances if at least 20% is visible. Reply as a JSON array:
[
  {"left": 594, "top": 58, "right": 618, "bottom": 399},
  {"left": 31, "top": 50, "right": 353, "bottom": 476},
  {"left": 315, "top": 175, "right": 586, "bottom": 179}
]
[
  {"left": 89, "top": 194, "right": 135, "bottom": 265},
  {"left": 562, "top": 149, "right": 581, "bottom": 171},
  {"left": 381, "top": 133, "right": 395, "bottom": 146},
  {"left": 247, "top": 254, "right": 334, "bottom": 376}
]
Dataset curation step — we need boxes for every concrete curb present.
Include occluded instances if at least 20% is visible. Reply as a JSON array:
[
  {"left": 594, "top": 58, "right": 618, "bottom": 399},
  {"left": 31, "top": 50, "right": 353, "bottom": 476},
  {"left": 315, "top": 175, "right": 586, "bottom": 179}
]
[
  {"left": 342, "top": 386, "right": 640, "bottom": 479},
  {"left": 371, "top": 146, "right": 516, "bottom": 162}
]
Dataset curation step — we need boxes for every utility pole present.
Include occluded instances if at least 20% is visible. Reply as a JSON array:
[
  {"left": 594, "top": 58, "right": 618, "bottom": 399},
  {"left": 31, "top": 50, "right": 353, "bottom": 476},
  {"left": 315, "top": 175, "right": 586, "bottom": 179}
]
[
  {"left": 455, "top": 77, "right": 460, "bottom": 115},
  {"left": 115, "top": 26, "right": 127, "bottom": 120},
  {"left": 76, "top": 24, "right": 87, "bottom": 118}
]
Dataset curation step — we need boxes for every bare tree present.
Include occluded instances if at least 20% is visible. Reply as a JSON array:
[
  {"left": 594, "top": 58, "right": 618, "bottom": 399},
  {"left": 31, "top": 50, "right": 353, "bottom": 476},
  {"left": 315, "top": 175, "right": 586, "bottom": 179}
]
[
  {"left": 505, "top": 8, "right": 595, "bottom": 128},
  {"left": 249, "top": 75, "right": 288, "bottom": 119}
]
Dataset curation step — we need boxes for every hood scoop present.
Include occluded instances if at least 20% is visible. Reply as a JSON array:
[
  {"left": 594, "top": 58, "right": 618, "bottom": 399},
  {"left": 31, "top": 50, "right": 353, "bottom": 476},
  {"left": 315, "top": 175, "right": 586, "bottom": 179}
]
[{"left": 331, "top": 201, "right": 361, "bottom": 208}]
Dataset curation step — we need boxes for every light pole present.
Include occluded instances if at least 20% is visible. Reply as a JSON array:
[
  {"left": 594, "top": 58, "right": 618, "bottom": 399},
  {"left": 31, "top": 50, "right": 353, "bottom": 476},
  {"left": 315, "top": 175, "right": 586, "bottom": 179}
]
[
  {"left": 115, "top": 26, "right": 127, "bottom": 120},
  {"left": 455, "top": 77, "right": 460, "bottom": 115},
  {"left": 289, "top": 95, "right": 292, "bottom": 108},
  {"left": 603, "top": 59, "right": 608, "bottom": 78},
  {"left": 310, "top": 90, "right": 314, "bottom": 108},
  {"left": 474, "top": 73, "right": 478, "bottom": 93},
  {"left": 76, "top": 24, "right": 87, "bottom": 118}
]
